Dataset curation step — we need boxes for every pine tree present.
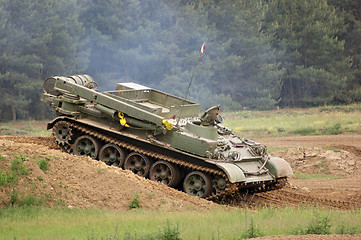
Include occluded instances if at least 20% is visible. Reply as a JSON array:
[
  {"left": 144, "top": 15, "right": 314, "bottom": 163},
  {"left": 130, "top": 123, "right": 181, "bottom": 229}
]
[
  {"left": 0, "top": 0, "right": 84, "bottom": 121},
  {"left": 197, "top": 0, "right": 284, "bottom": 109},
  {"left": 263, "top": 0, "right": 351, "bottom": 107},
  {"left": 328, "top": 0, "right": 361, "bottom": 102}
]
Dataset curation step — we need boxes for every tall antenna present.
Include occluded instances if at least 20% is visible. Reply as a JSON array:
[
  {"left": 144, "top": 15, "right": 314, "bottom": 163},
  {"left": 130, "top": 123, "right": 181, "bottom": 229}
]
[{"left": 176, "top": 42, "right": 206, "bottom": 127}]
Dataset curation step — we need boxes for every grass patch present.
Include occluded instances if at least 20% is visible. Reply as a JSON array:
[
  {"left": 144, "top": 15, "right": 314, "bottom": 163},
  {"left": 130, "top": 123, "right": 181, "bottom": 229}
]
[
  {"left": 292, "top": 127, "right": 318, "bottom": 136},
  {"left": 265, "top": 146, "right": 289, "bottom": 153},
  {"left": 121, "top": 221, "right": 181, "bottom": 240},
  {"left": 10, "top": 155, "right": 29, "bottom": 176},
  {"left": 0, "top": 207, "right": 360, "bottom": 239},
  {"left": 0, "top": 171, "right": 17, "bottom": 186},
  {"left": 223, "top": 104, "right": 361, "bottom": 138},
  {"left": 240, "top": 218, "right": 264, "bottom": 239},
  {"left": 0, "top": 121, "right": 50, "bottom": 136},
  {"left": 336, "top": 224, "right": 360, "bottom": 235},
  {"left": 6, "top": 189, "right": 45, "bottom": 207},
  {"left": 8, "top": 189, "right": 19, "bottom": 206},
  {"left": 129, "top": 192, "right": 141, "bottom": 209},
  {"left": 17, "top": 194, "right": 45, "bottom": 207},
  {"left": 0, "top": 154, "right": 30, "bottom": 186},
  {"left": 291, "top": 214, "right": 331, "bottom": 235},
  {"left": 328, "top": 147, "right": 341, "bottom": 152},
  {"left": 36, "top": 156, "right": 50, "bottom": 171},
  {"left": 322, "top": 123, "right": 343, "bottom": 135},
  {"left": 294, "top": 173, "right": 344, "bottom": 180}
]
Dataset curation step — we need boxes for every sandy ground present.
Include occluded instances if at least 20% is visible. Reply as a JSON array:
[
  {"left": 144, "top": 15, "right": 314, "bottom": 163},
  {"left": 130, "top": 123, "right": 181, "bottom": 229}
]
[
  {"left": 0, "top": 136, "right": 217, "bottom": 211},
  {"left": 252, "top": 135, "right": 361, "bottom": 210},
  {"left": 0, "top": 133, "right": 360, "bottom": 240}
]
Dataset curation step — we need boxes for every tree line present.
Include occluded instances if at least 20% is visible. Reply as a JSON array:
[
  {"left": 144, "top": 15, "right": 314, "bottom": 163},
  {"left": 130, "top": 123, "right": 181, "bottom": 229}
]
[{"left": 0, "top": 0, "right": 360, "bottom": 121}]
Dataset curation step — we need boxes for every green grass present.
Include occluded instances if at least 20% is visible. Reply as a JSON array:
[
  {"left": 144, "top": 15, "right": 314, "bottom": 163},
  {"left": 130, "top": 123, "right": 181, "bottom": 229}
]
[
  {"left": 129, "top": 192, "right": 141, "bottom": 209},
  {"left": 0, "top": 121, "right": 50, "bottom": 136},
  {"left": 0, "top": 207, "right": 360, "bottom": 239},
  {"left": 223, "top": 104, "right": 361, "bottom": 138},
  {"left": 0, "top": 171, "right": 17, "bottom": 186},
  {"left": 294, "top": 173, "right": 344, "bottom": 180},
  {"left": 0, "top": 155, "right": 30, "bottom": 187},
  {"left": 36, "top": 156, "right": 51, "bottom": 171},
  {"left": 11, "top": 155, "right": 29, "bottom": 176}
]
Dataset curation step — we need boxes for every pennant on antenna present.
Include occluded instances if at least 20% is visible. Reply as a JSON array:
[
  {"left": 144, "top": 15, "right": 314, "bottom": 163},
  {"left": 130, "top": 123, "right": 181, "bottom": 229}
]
[{"left": 200, "top": 42, "right": 205, "bottom": 56}]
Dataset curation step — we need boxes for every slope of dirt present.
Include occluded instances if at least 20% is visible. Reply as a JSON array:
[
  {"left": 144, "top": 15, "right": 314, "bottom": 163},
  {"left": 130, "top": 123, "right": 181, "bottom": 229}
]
[
  {"left": 250, "top": 135, "right": 361, "bottom": 210},
  {"left": 0, "top": 136, "right": 217, "bottom": 211},
  {"left": 1, "top": 134, "right": 360, "bottom": 211}
]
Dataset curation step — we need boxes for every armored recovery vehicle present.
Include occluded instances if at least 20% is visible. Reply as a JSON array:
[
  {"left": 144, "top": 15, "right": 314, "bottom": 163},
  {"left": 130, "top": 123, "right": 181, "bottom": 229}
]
[{"left": 41, "top": 74, "right": 293, "bottom": 199}]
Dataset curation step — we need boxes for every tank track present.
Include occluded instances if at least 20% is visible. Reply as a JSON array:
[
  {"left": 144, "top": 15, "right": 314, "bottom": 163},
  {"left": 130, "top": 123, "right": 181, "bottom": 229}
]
[{"left": 52, "top": 119, "right": 287, "bottom": 201}]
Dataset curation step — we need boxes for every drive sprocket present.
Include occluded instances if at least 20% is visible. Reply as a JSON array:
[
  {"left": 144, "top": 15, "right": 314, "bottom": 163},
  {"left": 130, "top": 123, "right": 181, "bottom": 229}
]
[{"left": 52, "top": 121, "right": 73, "bottom": 145}]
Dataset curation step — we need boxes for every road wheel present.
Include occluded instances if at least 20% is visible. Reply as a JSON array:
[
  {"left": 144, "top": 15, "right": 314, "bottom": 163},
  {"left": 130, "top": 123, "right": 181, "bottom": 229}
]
[
  {"left": 212, "top": 175, "right": 227, "bottom": 195},
  {"left": 124, "top": 152, "right": 151, "bottom": 177},
  {"left": 149, "top": 160, "right": 181, "bottom": 187},
  {"left": 183, "top": 171, "right": 212, "bottom": 198},
  {"left": 99, "top": 143, "right": 125, "bottom": 167},
  {"left": 73, "top": 135, "right": 100, "bottom": 159}
]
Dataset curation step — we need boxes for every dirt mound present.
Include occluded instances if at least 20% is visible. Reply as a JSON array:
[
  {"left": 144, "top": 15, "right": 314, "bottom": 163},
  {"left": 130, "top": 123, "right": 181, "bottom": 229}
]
[
  {"left": 274, "top": 147, "right": 358, "bottom": 175},
  {"left": 0, "top": 136, "right": 217, "bottom": 211},
  {"left": 1, "top": 135, "right": 361, "bottom": 211},
  {"left": 249, "top": 135, "right": 361, "bottom": 210}
]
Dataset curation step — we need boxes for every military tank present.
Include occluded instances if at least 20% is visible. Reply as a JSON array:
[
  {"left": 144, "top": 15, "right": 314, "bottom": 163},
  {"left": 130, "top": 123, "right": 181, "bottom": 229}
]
[{"left": 41, "top": 74, "right": 292, "bottom": 199}]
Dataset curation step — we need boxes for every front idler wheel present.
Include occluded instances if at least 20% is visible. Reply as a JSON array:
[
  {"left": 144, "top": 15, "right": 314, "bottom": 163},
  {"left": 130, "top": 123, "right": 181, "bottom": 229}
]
[
  {"left": 124, "top": 152, "right": 151, "bottom": 177},
  {"left": 183, "top": 171, "right": 212, "bottom": 198},
  {"left": 99, "top": 143, "right": 125, "bottom": 167},
  {"left": 212, "top": 175, "right": 227, "bottom": 195},
  {"left": 73, "top": 135, "right": 100, "bottom": 159},
  {"left": 149, "top": 160, "right": 181, "bottom": 187}
]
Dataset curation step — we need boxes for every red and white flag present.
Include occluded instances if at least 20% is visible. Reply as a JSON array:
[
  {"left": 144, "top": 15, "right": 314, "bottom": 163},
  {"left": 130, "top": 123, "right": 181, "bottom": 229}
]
[{"left": 200, "top": 42, "right": 205, "bottom": 56}]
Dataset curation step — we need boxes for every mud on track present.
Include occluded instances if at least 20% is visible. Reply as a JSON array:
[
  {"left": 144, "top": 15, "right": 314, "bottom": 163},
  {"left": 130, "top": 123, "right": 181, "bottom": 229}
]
[{"left": 0, "top": 134, "right": 360, "bottom": 210}]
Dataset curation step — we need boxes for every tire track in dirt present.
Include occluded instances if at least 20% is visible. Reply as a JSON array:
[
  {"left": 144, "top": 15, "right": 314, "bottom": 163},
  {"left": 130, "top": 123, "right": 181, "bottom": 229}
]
[
  {"left": 253, "top": 187, "right": 359, "bottom": 210},
  {"left": 253, "top": 134, "right": 361, "bottom": 210}
]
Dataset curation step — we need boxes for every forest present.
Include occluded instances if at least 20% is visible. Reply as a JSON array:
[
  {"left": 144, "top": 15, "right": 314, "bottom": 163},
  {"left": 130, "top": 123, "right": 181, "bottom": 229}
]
[{"left": 0, "top": 0, "right": 360, "bottom": 121}]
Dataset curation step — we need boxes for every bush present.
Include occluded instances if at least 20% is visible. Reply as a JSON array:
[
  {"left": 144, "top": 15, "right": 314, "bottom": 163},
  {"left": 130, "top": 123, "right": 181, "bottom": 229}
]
[
  {"left": 336, "top": 224, "right": 360, "bottom": 235},
  {"left": 36, "top": 156, "right": 50, "bottom": 171},
  {"left": 159, "top": 221, "right": 181, "bottom": 240},
  {"left": 18, "top": 194, "right": 44, "bottom": 207},
  {"left": 129, "top": 193, "right": 141, "bottom": 209},
  {"left": 0, "top": 171, "right": 17, "bottom": 186},
  {"left": 306, "top": 215, "right": 331, "bottom": 234},
  {"left": 89, "top": 221, "right": 182, "bottom": 240},
  {"left": 9, "top": 189, "right": 19, "bottom": 206},
  {"left": 293, "top": 127, "right": 317, "bottom": 136},
  {"left": 322, "top": 123, "right": 343, "bottom": 135},
  {"left": 240, "top": 219, "right": 264, "bottom": 239},
  {"left": 291, "top": 215, "right": 331, "bottom": 235},
  {"left": 11, "top": 155, "right": 29, "bottom": 176}
]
